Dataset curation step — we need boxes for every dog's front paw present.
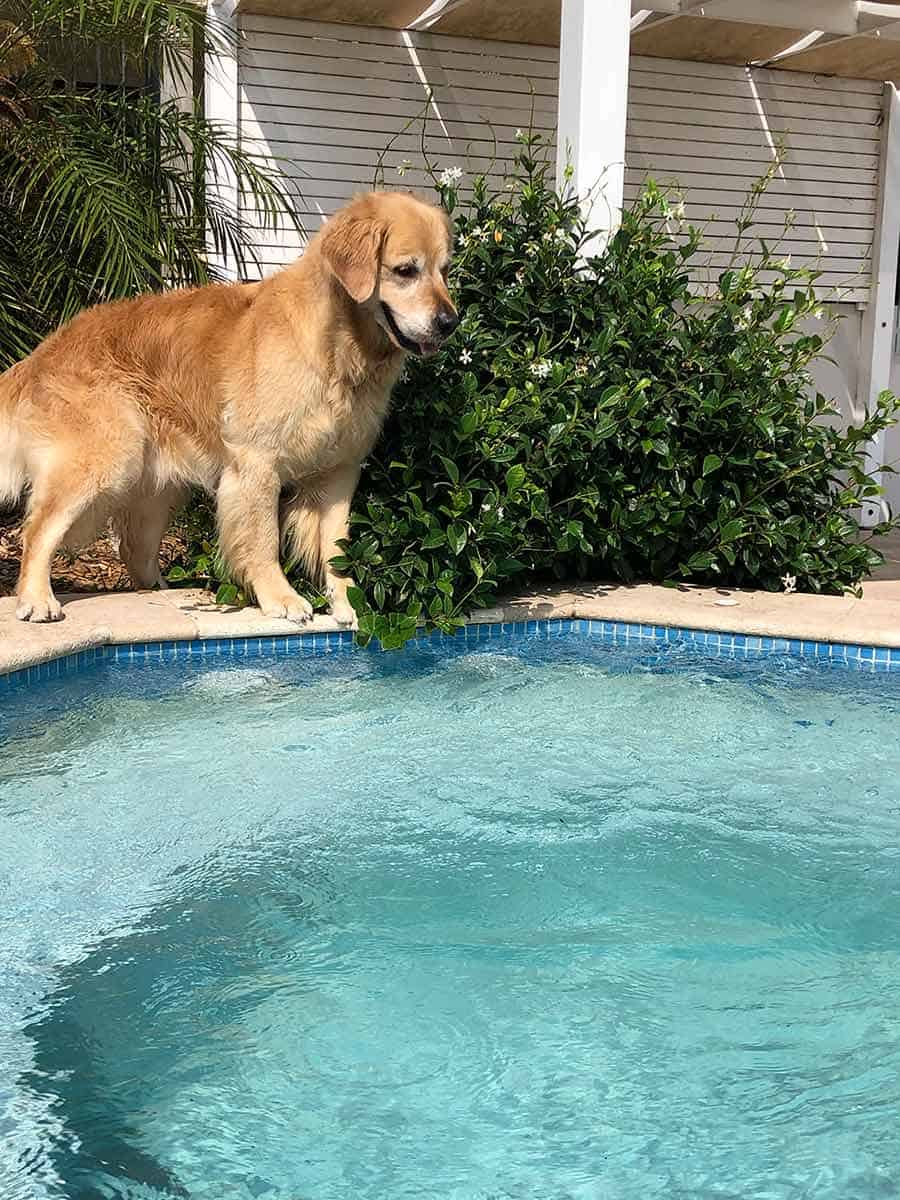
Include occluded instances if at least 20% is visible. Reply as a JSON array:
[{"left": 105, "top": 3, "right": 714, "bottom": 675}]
[
  {"left": 329, "top": 600, "right": 358, "bottom": 630},
  {"left": 16, "top": 591, "right": 63, "bottom": 622},
  {"left": 258, "top": 590, "right": 313, "bottom": 624},
  {"left": 326, "top": 579, "right": 358, "bottom": 629}
]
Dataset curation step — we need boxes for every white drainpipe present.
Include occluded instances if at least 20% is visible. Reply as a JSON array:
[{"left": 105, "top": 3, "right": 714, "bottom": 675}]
[
  {"left": 857, "top": 82, "right": 900, "bottom": 526},
  {"left": 204, "top": 0, "right": 240, "bottom": 282}
]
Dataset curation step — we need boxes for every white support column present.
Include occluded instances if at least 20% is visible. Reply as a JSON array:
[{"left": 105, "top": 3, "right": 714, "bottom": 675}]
[
  {"left": 204, "top": 0, "right": 240, "bottom": 280},
  {"left": 556, "top": 0, "right": 631, "bottom": 245},
  {"left": 857, "top": 83, "right": 900, "bottom": 526}
]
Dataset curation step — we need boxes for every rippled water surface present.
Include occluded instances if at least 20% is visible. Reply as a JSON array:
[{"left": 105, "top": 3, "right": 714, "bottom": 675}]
[{"left": 2, "top": 634, "right": 900, "bottom": 1200}]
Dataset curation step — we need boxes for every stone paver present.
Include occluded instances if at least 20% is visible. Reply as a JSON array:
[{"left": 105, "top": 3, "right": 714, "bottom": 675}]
[{"left": 2, "top": 569, "right": 900, "bottom": 677}]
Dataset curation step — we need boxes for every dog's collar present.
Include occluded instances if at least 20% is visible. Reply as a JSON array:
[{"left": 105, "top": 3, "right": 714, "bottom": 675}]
[{"left": 380, "top": 302, "right": 420, "bottom": 355}]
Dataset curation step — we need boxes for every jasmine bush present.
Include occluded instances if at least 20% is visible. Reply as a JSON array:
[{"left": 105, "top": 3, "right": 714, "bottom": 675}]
[{"left": 176, "top": 135, "right": 897, "bottom": 648}]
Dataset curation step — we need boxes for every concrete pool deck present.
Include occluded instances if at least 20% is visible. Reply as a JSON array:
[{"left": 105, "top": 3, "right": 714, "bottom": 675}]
[{"left": 2, "top": 529, "right": 899, "bottom": 676}]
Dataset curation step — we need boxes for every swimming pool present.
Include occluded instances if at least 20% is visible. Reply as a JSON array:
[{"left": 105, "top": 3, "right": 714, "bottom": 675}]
[{"left": 2, "top": 627, "right": 900, "bottom": 1199}]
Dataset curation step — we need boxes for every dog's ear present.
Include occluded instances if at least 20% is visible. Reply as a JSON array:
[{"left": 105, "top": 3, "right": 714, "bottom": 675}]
[{"left": 320, "top": 212, "right": 385, "bottom": 303}]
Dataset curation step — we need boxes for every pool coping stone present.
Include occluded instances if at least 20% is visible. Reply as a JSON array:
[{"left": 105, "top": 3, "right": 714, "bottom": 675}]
[{"left": 2, "top": 577, "right": 899, "bottom": 678}]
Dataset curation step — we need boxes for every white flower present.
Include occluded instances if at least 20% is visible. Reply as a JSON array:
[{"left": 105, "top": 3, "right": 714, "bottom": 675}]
[
  {"left": 458, "top": 234, "right": 468, "bottom": 249},
  {"left": 459, "top": 348, "right": 472, "bottom": 364},
  {"left": 440, "top": 165, "right": 463, "bottom": 187},
  {"left": 396, "top": 159, "right": 411, "bottom": 177},
  {"left": 781, "top": 573, "right": 797, "bottom": 595},
  {"left": 780, "top": 254, "right": 792, "bottom": 268},
  {"left": 525, "top": 243, "right": 539, "bottom": 258},
  {"left": 736, "top": 304, "right": 753, "bottom": 329},
  {"left": 515, "top": 128, "right": 524, "bottom": 140},
  {"left": 529, "top": 359, "right": 552, "bottom": 379},
  {"left": 813, "top": 307, "right": 824, "bottom": 320},
  {"left": 542, "top": 230, "right": 555, "bottom": 243},
  {"left": 555, "top": 228, "right": 568, "bottom": 241},
  {"left": 574, "top": 362, "right": 588, "bottom": 377},
  {"left": 471, "top": 226, "right": 488, "bottom": 243},
  {"left": 515, "top": 268, "right": 525, "bottom": 283},
  {"left": 673, "top": 200, "right": 686, "bottom": 220},
  {"left": 497, "top": 506, "right": 505, "bottom": 519}
]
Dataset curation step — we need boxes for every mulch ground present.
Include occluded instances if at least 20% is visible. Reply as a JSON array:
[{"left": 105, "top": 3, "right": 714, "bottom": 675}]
[{"left": 0, "top": 520, "right": 187, "bottom": 598}]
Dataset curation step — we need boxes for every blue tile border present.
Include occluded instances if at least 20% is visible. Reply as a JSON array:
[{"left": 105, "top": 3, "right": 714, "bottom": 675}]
[{"left": 2, "top": 618, "right": 900, "bottom": 693}]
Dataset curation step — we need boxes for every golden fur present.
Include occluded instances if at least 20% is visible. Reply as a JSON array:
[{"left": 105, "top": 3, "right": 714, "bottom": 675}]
[{"left": 0, "top": 191, "right": 457, "bottom": 623}]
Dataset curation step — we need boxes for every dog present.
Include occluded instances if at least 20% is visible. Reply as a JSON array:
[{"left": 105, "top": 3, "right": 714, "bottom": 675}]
[{"left": 0, "top": 190, "right": 458, "bottom": 624}]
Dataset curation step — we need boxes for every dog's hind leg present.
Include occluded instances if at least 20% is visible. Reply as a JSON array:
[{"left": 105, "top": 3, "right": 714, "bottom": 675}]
[
  {"left": 16, "top": 459, "right": 121, "bottom": 621},
  {"left": 114, "top": 483, "right": 188, "bottom": 590},
  {"left": 16, "top": 407, "right": 144, "bottom": 621}
]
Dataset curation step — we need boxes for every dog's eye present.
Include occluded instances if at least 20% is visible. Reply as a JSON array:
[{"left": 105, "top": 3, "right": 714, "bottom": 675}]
[{"left": 393, "top": 263, "right": 419, "bottom": 279}]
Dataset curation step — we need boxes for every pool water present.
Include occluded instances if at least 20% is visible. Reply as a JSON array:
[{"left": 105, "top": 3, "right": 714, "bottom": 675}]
[{"left": 2, "top": 633, "right": 900, "bottom": 1200}]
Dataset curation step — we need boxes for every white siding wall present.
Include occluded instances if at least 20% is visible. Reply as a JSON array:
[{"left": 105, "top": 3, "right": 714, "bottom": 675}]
[
  {"left": 237, "top": 21, "right": 882, "bottom": 308},
  {"left": 239, "top": 14, "right": 558, "bottom": 275},
  {"left": 625, "top": 57, "right": 883, "bottom": 304}
]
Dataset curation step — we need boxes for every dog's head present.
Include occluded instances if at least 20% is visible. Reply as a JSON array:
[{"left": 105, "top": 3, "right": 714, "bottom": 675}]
[{"left": 319, "top": 191, "right": 458, "bottom": 356}]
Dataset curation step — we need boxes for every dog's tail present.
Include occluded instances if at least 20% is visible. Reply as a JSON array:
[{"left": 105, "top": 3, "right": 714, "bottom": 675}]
[
  {"left": 0, "top": 361, "right": 29, "bottom": 508},
  {"left": 280, "top": 489, "right": 323, "bottom": 583}
]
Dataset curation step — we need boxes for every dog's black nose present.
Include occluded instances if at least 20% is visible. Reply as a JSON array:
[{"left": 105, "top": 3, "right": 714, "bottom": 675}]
[{"left": 434, "top": 308, "right": 459, "bottom": 337}]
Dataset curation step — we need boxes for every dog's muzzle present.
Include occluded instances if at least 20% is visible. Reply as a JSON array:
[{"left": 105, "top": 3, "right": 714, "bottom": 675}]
[
  {"left": 380, "top": 302, "right": 421, "bottom": 354},
  {"left": 380, "top": 302, "right": 459, "bottom": 356}
]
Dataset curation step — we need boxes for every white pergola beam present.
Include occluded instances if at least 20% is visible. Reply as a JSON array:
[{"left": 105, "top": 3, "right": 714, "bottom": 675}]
[
  {"left": 630, "top": 1, "right": 863, "bottom": 37},
  {"left": 758, "top": 14, "right": 900, "bottom": 65},
  {"left": 407, "top": 0, "right": 472, "bottom": 32},
  {"left": 557, "top": 0, "right": 631, "bottom": 244},
  {"left": 858, "top": 11, "right": 900, "bottom": 36}
]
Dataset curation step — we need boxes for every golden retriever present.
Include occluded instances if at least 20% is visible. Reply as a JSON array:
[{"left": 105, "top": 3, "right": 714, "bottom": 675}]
[{"left": 0, "top": 191, "right": 457, "bottom": 624}]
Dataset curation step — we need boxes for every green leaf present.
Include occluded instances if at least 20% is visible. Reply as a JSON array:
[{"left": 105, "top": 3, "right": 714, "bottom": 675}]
[
  {"left": 754, "top": 413, "right": 775, "bottom": 440},
  {"left": 505, "top": 464, "right": 526, "bottom": 494},
  {"left": 347, "top": 586, "right": 369, "bottom": 616},
  {"left": 438, "top": 455, "right": 460, "bottom": 485},
  {"left": 447, "top": 523, "right": 468, "bottom": 555},
  {"left": 702, "top": 454, "right": 722, "bottom": 476},
  {"left": 215, "top": 583, "right": 239, "bottom": 605},
  {"left": 686, "top": 551, "right": 716, "bottom": 572},
  {"left": 597, "top": 385, "right": 625, "bottom": 409}
]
